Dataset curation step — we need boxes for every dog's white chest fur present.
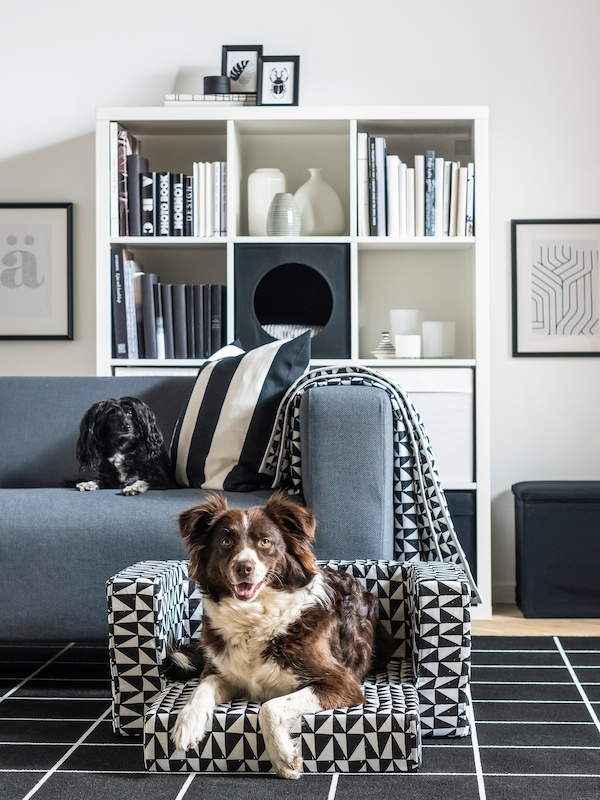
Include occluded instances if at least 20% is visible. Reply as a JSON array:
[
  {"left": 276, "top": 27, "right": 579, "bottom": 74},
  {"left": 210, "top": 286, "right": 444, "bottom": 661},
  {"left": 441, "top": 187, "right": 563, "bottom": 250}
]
[{"left": 202, "top": 574, "right": 327, "bottom": 702}]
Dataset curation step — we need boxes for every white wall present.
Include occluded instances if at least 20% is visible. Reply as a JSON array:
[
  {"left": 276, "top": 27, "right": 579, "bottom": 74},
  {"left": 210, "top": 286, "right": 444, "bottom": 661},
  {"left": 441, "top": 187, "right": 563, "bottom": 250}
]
[{"left": 1, "top": 0, "right": 599, "bottom": 600}]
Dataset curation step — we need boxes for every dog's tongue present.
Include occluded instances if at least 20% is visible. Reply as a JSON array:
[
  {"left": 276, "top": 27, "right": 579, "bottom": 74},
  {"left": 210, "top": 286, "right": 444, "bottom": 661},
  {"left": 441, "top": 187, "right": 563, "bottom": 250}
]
[{"left": 234, "top": 582, "right": 257, "bottom": 600}]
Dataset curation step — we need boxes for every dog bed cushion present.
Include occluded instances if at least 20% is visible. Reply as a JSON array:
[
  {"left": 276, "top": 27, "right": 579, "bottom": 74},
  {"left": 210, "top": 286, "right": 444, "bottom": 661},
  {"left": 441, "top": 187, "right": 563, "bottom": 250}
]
[{"left": 170, "top": 333, "right": 310, "bottom": 491}]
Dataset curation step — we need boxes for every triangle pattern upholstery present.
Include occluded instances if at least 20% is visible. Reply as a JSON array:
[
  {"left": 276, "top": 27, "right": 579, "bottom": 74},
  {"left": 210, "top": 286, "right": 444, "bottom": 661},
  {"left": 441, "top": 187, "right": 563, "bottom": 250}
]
[{"left": 108, "top": 558, "right": 471, "bottom": 771}]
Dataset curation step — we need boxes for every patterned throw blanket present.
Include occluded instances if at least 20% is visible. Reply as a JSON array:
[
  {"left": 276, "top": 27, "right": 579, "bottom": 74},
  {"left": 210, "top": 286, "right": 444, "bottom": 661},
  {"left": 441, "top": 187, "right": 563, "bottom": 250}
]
[{"left": 261, "top": 365, "right": 481, "bottom": 604}]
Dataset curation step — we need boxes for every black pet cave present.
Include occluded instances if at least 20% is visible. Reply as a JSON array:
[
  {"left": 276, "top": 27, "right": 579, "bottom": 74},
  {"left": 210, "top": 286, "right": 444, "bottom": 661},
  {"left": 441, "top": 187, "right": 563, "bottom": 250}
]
[{"left": 234, "top": 244, "right": 351, "bottom": 359}]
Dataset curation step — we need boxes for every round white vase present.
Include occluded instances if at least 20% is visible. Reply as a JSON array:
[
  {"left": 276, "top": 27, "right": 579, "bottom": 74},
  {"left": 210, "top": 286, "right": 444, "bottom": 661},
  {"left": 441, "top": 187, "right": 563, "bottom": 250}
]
[
  {"left": 266, "top": 193, "right": 301, "bottom": 236},
  {"left": 293, "top": 168, "right": 345, "bottom": 236},
  {"left": 247, "top": 168, "right": 287, "bottom": 236}
]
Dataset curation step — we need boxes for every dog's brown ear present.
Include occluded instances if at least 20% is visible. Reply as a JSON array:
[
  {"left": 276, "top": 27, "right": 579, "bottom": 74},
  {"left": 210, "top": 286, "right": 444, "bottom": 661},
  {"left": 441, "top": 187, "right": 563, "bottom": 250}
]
[
  {"left": 264, "top": 492, "right": 317, "bottom": 582},
  {"left": 179, "top": 493, "right": 229, "bottom": 552}
]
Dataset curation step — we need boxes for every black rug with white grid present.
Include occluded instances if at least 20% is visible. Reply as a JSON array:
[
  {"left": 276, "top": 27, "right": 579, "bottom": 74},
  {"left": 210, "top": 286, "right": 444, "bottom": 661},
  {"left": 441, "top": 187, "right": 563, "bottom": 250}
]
[{"left": 1, "top": 636, "right": 599, "bottom": 800}]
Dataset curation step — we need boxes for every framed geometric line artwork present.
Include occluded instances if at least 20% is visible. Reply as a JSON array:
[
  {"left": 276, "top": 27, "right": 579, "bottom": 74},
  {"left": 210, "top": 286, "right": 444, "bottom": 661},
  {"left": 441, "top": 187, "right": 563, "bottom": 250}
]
[
  {"left": 0, "top": 202, "right": 73, "bottom": 340},
  {"left": 511, "top": 218, "right": 600, "bottom": 356}
]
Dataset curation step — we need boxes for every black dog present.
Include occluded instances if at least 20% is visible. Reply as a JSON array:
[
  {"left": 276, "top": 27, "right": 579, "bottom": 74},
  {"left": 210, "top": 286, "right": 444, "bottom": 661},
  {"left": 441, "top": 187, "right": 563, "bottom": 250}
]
[{"left": 75, "top": 396, "right": 175, "bottom": 495}]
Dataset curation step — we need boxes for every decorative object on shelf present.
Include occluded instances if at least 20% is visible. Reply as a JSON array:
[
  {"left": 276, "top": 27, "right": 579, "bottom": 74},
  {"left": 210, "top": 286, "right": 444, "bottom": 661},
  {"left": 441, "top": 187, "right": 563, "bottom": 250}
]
[
  {"left": 256, "top": 55, "right": 300, "bottom": 106},
  {"left": 247, "top": 168, "right": 287, "bottom": 236},
  {"left": 511, "top": 218, "right": 600, "bottom": 357},
  {"left": 266, "top": 193, "right": 301, "bottom": 236},
  {"left": 203, "top": 76, "right": 231, "bottom": 94},
  {"left": 221, "top": 45, "right": 263, "bottom": 93},
  {"left": 371, "top": 331, "right": 396, "bottom": 359},
  {"left": 0, "top": 202, "right": 73, "bottom": 340},
  {"left": 394, "top": 334, "right": 421, "bottom": 358},
  {"left": 293, "top": 168, "right": 345, "bottom": 236},
  {"left": 390, "top": 308, "right": 424, "bottom": 340},
  {"left": 422, "top": 321, "right": 456, "bottom": 358}
]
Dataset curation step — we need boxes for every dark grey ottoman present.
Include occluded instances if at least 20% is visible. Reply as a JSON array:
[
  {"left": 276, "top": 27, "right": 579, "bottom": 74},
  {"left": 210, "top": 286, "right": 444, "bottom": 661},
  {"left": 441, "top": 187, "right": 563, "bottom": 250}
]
[{"left": 512, "top": 481, "right": 600, "bottom": 617}]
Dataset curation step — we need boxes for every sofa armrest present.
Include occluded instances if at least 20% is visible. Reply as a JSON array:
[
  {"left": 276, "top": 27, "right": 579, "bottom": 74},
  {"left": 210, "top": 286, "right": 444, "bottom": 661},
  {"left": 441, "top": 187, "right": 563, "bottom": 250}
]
[
  {"left": 107, "top": 559, "right": 200, "bottom": 736},
  {"left": 300, "top": 385, "right": 395, "bottom": 560},
  {"left": 403, "top": 561, "right": 471, "bottom": 737}
]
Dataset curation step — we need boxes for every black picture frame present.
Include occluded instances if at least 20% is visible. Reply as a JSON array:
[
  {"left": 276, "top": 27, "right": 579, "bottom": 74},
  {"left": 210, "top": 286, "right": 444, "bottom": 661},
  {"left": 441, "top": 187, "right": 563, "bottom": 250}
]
[
  {"left": 511, "top": 218, "right": 600, "bottom": 356},
  {"left": 221, "top": 45, "right": 263, "bottom": 93},
  {"left": 0, "top": 202, "right": 73, "bottom": 340},
  {"left": 256, "top": 55, "right": 300, "bottom": 106}
]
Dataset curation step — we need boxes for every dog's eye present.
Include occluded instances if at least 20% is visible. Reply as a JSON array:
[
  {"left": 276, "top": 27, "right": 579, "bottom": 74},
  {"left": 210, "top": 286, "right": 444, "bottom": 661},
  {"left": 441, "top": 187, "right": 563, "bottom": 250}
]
[
  {"left": 221, "top": 536, "right": 233, "bottom": 549},
  {"left": 259, "top": 537, "right": 271, "bottom": 548}
]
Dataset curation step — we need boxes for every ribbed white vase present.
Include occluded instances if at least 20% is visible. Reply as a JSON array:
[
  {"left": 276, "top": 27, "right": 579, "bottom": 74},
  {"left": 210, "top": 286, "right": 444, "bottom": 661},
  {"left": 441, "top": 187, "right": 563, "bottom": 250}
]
[
  {"left": 293, "top": 168, "right": 345, "bottom": 235},
  {"left": 247, "top": 168, "right": 287, "bottom": 235},
  {"left": 266, "top": 193, "right": 301, "bottom": 236}
]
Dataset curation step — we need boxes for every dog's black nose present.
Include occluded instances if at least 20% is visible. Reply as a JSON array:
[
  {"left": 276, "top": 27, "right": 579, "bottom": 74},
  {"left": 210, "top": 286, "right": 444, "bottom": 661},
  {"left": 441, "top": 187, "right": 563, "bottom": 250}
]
[{"left": 234, "top": 560, "right": 255, "bottom": 579}]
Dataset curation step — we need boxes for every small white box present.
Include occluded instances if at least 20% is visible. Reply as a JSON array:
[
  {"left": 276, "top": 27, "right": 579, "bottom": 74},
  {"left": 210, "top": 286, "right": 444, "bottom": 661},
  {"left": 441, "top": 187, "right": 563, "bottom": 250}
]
[{"left": 378, "top": 367, "right": 473, "bottom": 485}]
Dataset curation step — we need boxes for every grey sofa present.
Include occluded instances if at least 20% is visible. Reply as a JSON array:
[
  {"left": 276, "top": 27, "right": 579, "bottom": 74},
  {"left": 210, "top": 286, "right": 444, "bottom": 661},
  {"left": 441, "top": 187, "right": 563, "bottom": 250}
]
[{"left": 0, "top": 376, "right": 396, "bottom": 641}]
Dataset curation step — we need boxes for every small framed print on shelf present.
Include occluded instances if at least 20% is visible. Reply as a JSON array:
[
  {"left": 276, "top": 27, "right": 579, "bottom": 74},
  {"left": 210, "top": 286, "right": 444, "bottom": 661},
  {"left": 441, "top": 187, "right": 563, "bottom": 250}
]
[
  {"left": 256, "top": 55, "right": 300, "bottom": 106},
  {"left": 511, "top": 218, "right": 600, "bottom": 356},
  {"left": 221, "top": 45, "right": 263, "bottom": 93},
  {"left": 0, "top": 202, "right": 73, "bottom": 340}
]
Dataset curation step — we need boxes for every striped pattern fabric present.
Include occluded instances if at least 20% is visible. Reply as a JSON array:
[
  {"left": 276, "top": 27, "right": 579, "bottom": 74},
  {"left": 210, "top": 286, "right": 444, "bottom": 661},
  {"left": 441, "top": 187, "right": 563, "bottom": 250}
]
[{"left": 170, "top": 333, "right": 310, "bottom": 491}]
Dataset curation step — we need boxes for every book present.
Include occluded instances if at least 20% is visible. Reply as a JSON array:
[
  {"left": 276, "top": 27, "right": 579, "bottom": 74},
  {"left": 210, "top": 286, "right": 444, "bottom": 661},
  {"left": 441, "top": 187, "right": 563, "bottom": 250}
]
[
  {"left": 356, "top": 132, "right": 370, "bottom": 236},
  {"left": 406, "top": 167, "right": 415, "bottom": 237},
  {"left": 185, "top": 175, "right": 194, "bottom": 236},
  {"left": 220, "top": 162, "right": 227, "bottom": 236},
  {"left": 186, "top": 285, "right": 196, "bottom": 358},
  {"left": 424, "top": 150, "right": 435, "bottom": 236},
  {"left": 122, "top": 251, "right": 140, "bottom": 359},
  {"left": 448, "top": 161, "right": 459, "bottom": 236},
  {"left": 171, "top": 173, "right": 185, "bottom": 236},
  {"left": 398, "top": 161, "right": 408, "bottom": 238},
  {"left": 414, "top": 155, "right": 425, "bottom": 237},
  {"left": 164, "top": 93, "right": 257, "bottom": 106},
  {"left": 110, "top": 247, "right": 128, "bottom": 358},
  {"left": 434, "top": 157, "right": 445, "bottom": 237},
  {"left": 194, "top": 284, "right": 206, "bottom": 358},
  {"left": 160, "top": 284, "right": 175, "bottom": 359},
  {"left": 141, "top": 172, "right": 156, "bottom": 236},
  {"left": 140, "top": 273, "right": 159, "bottom": 359},
  {"left": 368, "top": 136, "right": 387, "bottom": 236},
  {"left": 117, "top": 128, "right": 138, "bottom": 236},
  {"left": 385, "top": 154, "right": 401, "bottom": 238},
  {"left": 172, "top": 283, "right": 188, "bottom": 358},
  {"left": 455, "top": 165, "right": 468, "bottom": 237},
  {"left": 443, "top": 161, "right": 452, "bottom": 236},
  {"left": 156, "top": 172, "right": 171, "bottom": 236},
  {"left": 210, "top": 284, "right": 226, "bottom": 354},
  {"left": 465, "top": 162, "right": 475, "bottom": 236},
  {"left": 126, "top": 154, "right": 149, "bottom": 237}
]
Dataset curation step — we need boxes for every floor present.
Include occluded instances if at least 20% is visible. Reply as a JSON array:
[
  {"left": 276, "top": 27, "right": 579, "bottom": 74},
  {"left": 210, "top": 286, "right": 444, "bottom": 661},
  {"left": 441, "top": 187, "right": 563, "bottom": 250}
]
[
  {"left": 2, "top": 627, "right": 600, "bottom": 800},
  {"left": 472, "top": 605, "right": 600, "bottom": 637}
]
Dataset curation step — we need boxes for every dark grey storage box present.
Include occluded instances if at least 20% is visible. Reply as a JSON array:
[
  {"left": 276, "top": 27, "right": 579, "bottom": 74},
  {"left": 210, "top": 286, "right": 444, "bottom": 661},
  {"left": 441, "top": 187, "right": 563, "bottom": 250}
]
[
  {"left": 446, "top": 490, "right": 476, "bottom": 582},
  {"left": 512, "top": 481, "right": 600, "bottom": 618}
]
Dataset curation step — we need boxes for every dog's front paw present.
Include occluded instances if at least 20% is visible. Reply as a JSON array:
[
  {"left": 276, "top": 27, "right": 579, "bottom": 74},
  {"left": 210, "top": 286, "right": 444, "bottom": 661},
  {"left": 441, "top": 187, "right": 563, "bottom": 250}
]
[
  {"left": 76, "top": 480, "right": 99, "bottom": 492},
  {"left": 121, "top": 480, "right": 149, "bottom": 496},
  {"left": 259, "top": 701, "right": 303, "bottom": 779},
  {"left": 171, "top": 703, "right": 210, "bottom": 752},
  {"left": 269, "top": 738, "right": 303, "bottom": 780}
]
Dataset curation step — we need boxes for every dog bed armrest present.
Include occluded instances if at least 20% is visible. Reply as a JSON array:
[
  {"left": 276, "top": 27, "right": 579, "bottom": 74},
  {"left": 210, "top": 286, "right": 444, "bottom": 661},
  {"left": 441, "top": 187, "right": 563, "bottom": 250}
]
[
  {"left": 403, "top": 561, "right": 472, "bottom": 737},
  {"left": 107, "top": 559, "right": 200, "bottom": 736}
]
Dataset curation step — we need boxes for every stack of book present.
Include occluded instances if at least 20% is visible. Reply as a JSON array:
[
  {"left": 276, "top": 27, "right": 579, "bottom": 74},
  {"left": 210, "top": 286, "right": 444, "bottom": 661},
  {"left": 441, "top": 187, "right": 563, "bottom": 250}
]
[
  {"left": 164, "top": 93, "right": 257, "bottom": 106},
  {"left": 357, "top": 133, "right": 475, "bottom": 237},
  {"left": 111, "top": 124, "right": 227, "bottom": 238},
  {"left": 111, "top": 247, "right": 227, "bottom": 360}
]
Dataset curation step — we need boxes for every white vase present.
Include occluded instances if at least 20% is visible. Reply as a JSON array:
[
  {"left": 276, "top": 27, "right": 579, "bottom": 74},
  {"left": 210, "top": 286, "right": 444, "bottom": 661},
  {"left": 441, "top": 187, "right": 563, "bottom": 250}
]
[
  {"left": 293, "top": 168, "right": 345, "bottom": 236},
  {"left": 247, "top": 168, "right": 287, "bottom": 235},
  {"left": 266, "top": 193, "right": 301, "bottom": 236}
]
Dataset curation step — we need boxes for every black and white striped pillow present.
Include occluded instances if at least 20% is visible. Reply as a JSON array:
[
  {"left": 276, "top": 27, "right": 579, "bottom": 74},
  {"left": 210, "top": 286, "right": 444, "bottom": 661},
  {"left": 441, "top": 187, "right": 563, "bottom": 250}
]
[{"left": 171, "top": 332, "right": 310, "bottom": 491}]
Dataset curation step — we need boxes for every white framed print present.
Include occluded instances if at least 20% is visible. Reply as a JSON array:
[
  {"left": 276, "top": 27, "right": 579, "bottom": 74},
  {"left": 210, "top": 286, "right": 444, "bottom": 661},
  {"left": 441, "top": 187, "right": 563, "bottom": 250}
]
[
  {"left": 511, "top": 218, "right": 600, "bottom": 356},
  {"left": 0, "top": 203, "right": 73, "bottom": 340},
  {"left": 221, "top": 45, "right": 263, "bottom": 93},
  {"left": 256, "top": 55, "right": 300, "bottom": 106}
]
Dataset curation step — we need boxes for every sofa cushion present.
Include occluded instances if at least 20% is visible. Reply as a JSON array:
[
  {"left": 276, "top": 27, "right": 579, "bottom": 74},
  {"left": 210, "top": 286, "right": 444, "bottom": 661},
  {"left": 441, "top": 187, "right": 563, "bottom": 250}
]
[{"left": 171, "top": 333, "right": 310, "bottom": 491}]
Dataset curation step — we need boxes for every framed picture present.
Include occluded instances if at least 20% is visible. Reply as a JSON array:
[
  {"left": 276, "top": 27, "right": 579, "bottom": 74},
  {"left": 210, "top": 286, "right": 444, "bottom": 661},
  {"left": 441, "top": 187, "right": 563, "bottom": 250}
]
[
  {"left": 0, "top": 203, "right": 73, "bottom": 340},
  {"left": 511, "top": 218, "right": 600, "bottom": 356},
  {"left": 256, "top": 55, "right": 300, "bottom": 106},
  {"left": 221, "top": 45, "right": 263, "bottom": 93}
]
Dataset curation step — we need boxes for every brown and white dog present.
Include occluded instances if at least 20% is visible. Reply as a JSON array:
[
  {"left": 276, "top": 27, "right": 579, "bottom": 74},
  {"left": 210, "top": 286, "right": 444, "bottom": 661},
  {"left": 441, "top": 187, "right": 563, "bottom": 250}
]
[{"left": 171, "top": 492, "right": 390, "bottom": 779}]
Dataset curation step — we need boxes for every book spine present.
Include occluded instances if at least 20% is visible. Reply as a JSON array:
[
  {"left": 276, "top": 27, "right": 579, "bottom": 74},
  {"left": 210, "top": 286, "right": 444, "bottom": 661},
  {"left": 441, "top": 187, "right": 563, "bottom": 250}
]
[
  {"left": 465, "top": 162, "right": 475, "bottom": 236},
  {"left": 126, "top": 154, "right": 149, "bottom": 237},
  {"left": 172, "top": 283, "right": 188, "bottom": 358},
  {"left": 110, "top": 247, "right": 128, "bottom": 358},
  {"left": 434, "top": 156, "right": 445, "bottom": 236},
  {"left": 109, "top": 123, "right": 120, "bottom": 237},
  {"left": 213, "top": 163, "right": 221, "bottom": 237},
  {"left": 185, "top": 175, "right": 194, "bottom": 236},
  {"left": 153, "top": 282, "right": 166, "bottom": 360},
  {"left": 210, "top": 284, "right": 224, "bottom": 355},
  {"left": 398, "top": 161, "right": 408, "bottom": 238},
  {"left": 141, "top": 273, "right": 159, "bottom": 359},
  {"left": 414, "top": 155, "right": 425, "bottom": 237},
  {"left": 386, "top": 154, "right": 401, "bottom": 238},
  {"left": 424, "top": 150, "right": 435, "bottom": 237},
  {"left": 157, "top": 172, "right": 171, "bottom": 236},
  {"left": 141, "top": 172, "right": 156, "bottom": 236},
  {"left": 374, "top": 137, "right": 387, "bottom": 236},
  {"left": 368, "top": 136, "right": 378, "bottom": 235},
  {"left": 117, "top": 128, "right": 138, "bottom": 236},
  {"left": 194, "top": 284, "right": 205, "bottom": 358},
  {"left": 185, "top": 284, "right": 196, "bottom": 358},
  {"left": 205, "top": 162, "right": 214, "bottom": 238},
  {"left": 406, "top": 167, "right": 415, "bottom": 237},
  {"left": 220, "top": 162, "right": 227, "bottom": 236},
  {"left": 122, "top": 254, "right": 139, "bottom": 359},
  {"left": 443, "top": 161, "right": 452, "bottom": 236},
  {"left": 456, "top": 166, "right": 468, "bottom": 237},
  {"left": 161, "top": 284, "right": 175, "bottom": 359},
  {"left": 171, "top": 173, "right": 185, "bottom": 236},
  {"left": 203, "top": 284, "right": 211, "bottom": 357},
  {"left": 357, "top": 132, "right": 370, "bottom": 237},
  {"left": 449, "top": 161, "right": 459, "bottom": 236}
]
